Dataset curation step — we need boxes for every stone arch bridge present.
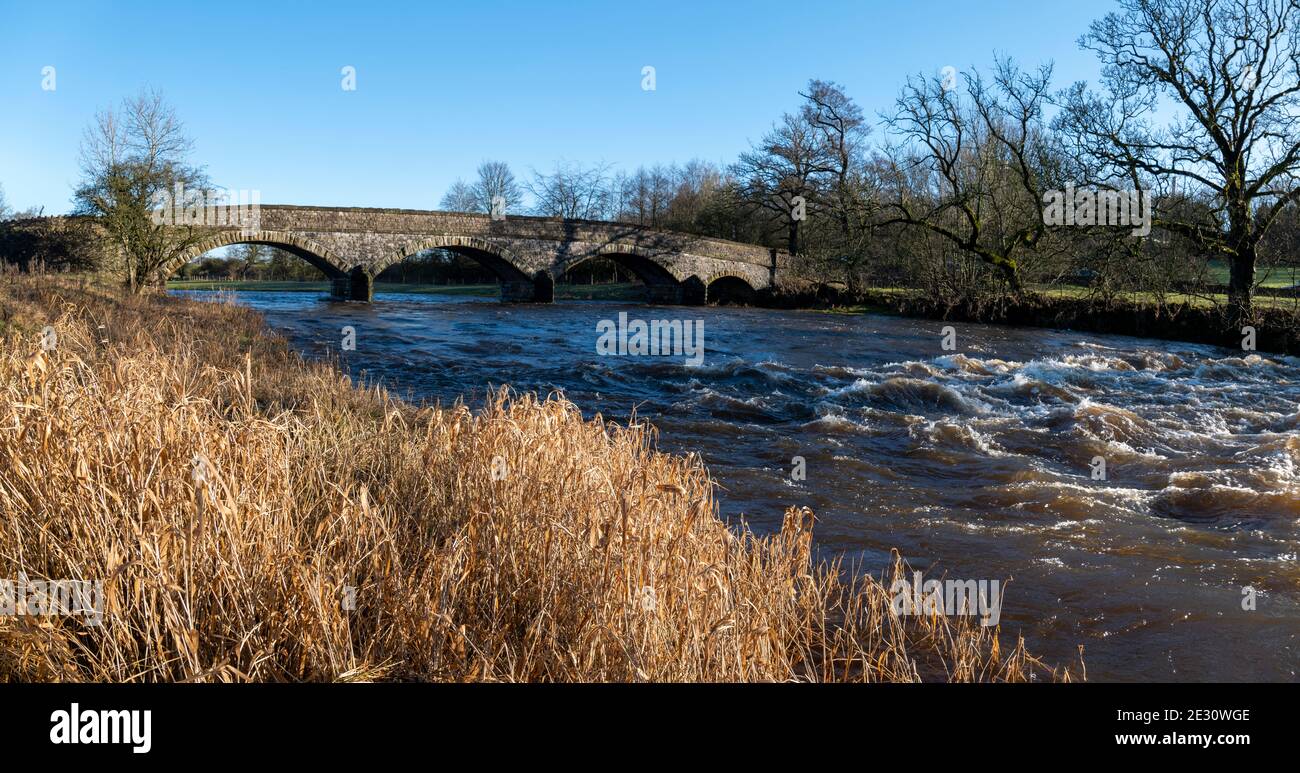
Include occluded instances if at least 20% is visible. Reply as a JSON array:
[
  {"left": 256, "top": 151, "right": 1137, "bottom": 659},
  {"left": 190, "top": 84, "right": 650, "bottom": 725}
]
[{"left": 169, "top": 205, "right": 790, "bottom": 303}]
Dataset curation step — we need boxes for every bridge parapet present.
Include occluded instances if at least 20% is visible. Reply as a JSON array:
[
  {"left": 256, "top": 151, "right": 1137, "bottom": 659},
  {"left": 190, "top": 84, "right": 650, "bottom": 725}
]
[
  {"left": 5, "top": 207, "right": 793, "bottom": 304},
  {"left": 245, "top": 206, "right": 784, "bottom": 270}
]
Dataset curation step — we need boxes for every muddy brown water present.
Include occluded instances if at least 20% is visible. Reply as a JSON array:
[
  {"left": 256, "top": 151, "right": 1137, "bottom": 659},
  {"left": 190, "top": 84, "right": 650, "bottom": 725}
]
[{"left": 176, "top": 289, "right": 1300, "bottom": 681}]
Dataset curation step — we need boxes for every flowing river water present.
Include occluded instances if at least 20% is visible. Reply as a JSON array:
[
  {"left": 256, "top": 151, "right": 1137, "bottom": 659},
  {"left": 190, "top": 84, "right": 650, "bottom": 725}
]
[{"left": 176, "top": 289, "right": 1300, "bottom": 681}]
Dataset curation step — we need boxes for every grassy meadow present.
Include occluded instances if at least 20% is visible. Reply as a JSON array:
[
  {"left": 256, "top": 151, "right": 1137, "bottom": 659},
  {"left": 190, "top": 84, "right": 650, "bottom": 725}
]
[{"left": 1204, "top": 260, "right": 1300, "bottom": 288}]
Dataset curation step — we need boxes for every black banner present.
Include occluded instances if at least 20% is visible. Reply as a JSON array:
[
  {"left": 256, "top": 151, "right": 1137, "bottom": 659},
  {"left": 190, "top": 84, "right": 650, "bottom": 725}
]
[{"left": 0, "top": 682, "right": 1284, "bottom": 761}]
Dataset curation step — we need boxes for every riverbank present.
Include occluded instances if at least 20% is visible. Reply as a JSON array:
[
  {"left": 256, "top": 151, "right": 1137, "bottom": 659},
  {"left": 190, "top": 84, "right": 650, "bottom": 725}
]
[
  {"left": 0, "top": 276, "right": 1075, "bottom": 682},
  {"left": 779, "top": 286, "right": 1300, "bottom": 356}
]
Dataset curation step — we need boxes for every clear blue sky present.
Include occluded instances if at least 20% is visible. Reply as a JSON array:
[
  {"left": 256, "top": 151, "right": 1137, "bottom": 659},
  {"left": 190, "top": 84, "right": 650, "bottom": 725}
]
[{"left": 0, "top": 0, "right": 1118, "bottom": 214}]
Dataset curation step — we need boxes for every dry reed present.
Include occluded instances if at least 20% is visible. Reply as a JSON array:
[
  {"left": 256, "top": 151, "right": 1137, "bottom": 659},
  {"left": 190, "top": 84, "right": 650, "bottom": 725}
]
[{"left": 0, "top": 276, "right": 1079, "bottom": 682}]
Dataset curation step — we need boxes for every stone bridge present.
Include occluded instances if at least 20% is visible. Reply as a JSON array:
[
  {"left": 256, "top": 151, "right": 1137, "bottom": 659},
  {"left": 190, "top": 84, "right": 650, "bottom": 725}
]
[{"left": 169, "top": 205, "right": 789, "bottom": 303}]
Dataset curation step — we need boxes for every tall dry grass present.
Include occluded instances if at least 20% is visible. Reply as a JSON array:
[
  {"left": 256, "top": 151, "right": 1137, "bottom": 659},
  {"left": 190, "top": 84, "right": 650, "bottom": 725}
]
[{"left": 0, "top": 276, "right": 1079, "bottom": 681}]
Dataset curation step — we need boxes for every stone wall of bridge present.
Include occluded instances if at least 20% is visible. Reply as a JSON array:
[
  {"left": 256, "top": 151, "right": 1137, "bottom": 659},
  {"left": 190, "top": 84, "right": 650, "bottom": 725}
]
[
  {"left": 7, "top": 207, "right": 794, "bottom": 305},
  {"left": 227, "top": 206, "right": 787, "bottom": 302}
]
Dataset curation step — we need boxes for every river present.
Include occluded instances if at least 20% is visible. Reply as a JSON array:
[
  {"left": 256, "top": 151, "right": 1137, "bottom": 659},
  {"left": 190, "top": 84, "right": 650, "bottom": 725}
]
[{"left": 174, "top": 289, "right": 1300, "bottom": 681}]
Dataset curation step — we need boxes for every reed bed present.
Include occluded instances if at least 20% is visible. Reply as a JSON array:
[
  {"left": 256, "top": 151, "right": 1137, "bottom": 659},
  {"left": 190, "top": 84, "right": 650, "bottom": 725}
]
[{"left": 0, "top": 276, "right": 1078, "bottom": 682}]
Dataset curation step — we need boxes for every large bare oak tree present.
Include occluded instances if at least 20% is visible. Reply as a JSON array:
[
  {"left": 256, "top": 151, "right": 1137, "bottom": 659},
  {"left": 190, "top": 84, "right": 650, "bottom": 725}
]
[{"left": 1059, "top": 0, "right": 1300, "bottom": 323}]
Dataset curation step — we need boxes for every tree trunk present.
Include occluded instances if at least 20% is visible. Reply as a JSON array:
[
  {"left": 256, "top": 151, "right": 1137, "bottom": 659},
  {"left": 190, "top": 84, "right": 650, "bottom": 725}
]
[
  {"left": 1227, "top": 246, "right": 1256, "bottom": 328},
  {"left": 1002, "top": 261, "right": 1023, "bottom": 295},
  {"left": 1226, "top": 195, "right": 1256, "bottom": 329},
  {"left": 787, "top": 219, "right": 799, "bottom": 256}
]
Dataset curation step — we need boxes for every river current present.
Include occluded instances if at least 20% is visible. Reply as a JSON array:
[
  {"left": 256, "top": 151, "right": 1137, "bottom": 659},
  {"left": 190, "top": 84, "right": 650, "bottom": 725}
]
[{"left": 175, "top": 289, "right": 1300, "bottom": 681}]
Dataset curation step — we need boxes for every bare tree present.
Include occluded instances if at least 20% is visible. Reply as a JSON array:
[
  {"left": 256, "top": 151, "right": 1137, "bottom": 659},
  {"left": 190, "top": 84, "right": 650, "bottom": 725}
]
[
  {"left": 731, "top": 112, "right": 827, "bottom": 255},
  {"left": 881, "top": 59, "right": 1057, "bottom": 294},
  {"left": 799, "top": 80, "right": 879, "bottom": 289},
  {"left": 73, "top": 89, "right": 211, "bottom": 293},
  {"left": 686, "top": 174, "right": 764, "bottom": 243},
  {"left": 527, "top": 160, "right": 613, "bottom": 219},
  {"left": 660, "top": 160, "right": 729, "bottom": 233},
  {"left": 0, "top": 183, "right": 10, "bottom": 221},
  {"left": 228, "top": 242, "right": 269, "bottom": 279},
  {"left": 801, "top": 80, "right": 872, "bottom": 238},
  {"left": 615, "top": 164, "right": 676, "bottom": 226},
  {"left": 1058, "top": 0, "right": 1300, "bottom": 323},
  {"left": 472, "top": 160, "right": 523, "bottom": 215},
  {"left": 440, "top": 179, "right": 479, "bottom": 212}
]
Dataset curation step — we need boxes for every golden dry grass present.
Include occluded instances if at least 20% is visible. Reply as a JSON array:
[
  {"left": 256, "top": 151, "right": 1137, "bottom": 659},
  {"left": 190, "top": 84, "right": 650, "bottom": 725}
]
[{"left": 0, "top": 275, "right": 1079, "bottom": 682}]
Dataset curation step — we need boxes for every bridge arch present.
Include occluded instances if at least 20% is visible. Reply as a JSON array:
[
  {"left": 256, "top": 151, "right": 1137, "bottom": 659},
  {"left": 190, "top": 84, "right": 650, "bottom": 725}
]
[
  {"left": 553, "top": 247, "right": 695, "bottom": 303},
  {"left": 372, "top": 235, "right": 532, "bottom": 282},
  {"left": 553, "top": 246, "right": 707, "bottom": 304},
  {"left": 554, "top": 247, "right": 692, "bottom": 286},
  {"left": 704, "top": 273, "right": 758, "bottom": 305},
  {"left": 164, "top": 230, "right": 350, "bottom": 280},
  {"left": 372, "top": 235, "right": 549, "bottom": 301}
]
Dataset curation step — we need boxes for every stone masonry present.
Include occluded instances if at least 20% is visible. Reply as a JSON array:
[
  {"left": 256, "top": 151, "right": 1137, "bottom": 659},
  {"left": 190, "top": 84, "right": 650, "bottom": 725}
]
[{"left": 165, "top": 205, "right": 790, "bottom": 303}]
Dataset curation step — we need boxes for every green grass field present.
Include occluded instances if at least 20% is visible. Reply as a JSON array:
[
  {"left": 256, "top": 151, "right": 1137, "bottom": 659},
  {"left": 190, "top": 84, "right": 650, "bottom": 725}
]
[
  {"left": 168, "top": 280, "right": 334, "bottom": 292},
  {"left": 1036, "top": 285, "right": 1297, "bottom": 309},
  {"left": 1204, "top": 260, "right": 1300, "bottom": 288}
]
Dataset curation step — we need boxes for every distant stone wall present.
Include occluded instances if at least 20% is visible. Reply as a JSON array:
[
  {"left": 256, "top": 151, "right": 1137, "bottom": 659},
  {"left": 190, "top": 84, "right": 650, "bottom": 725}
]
[{"left": 0, "top": 215, "right": 111, "bottom": 273}]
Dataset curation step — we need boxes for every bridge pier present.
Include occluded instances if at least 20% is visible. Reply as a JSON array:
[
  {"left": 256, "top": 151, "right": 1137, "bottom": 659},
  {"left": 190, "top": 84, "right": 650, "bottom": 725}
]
[
  {"left": 681, "top": 277, "right": 707, "bottom": 306},
  {"left": 646, "top": 281, "right": 706, "bottom": 306},
  {"left": 331, "top": 268, "right": 373, "bottom": 302},
  {"left": 501, "top": 272, "right": 554, "bottom": 303},
  {"left": 645, "top": 284, "right": 684, "bottom": 305}
]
